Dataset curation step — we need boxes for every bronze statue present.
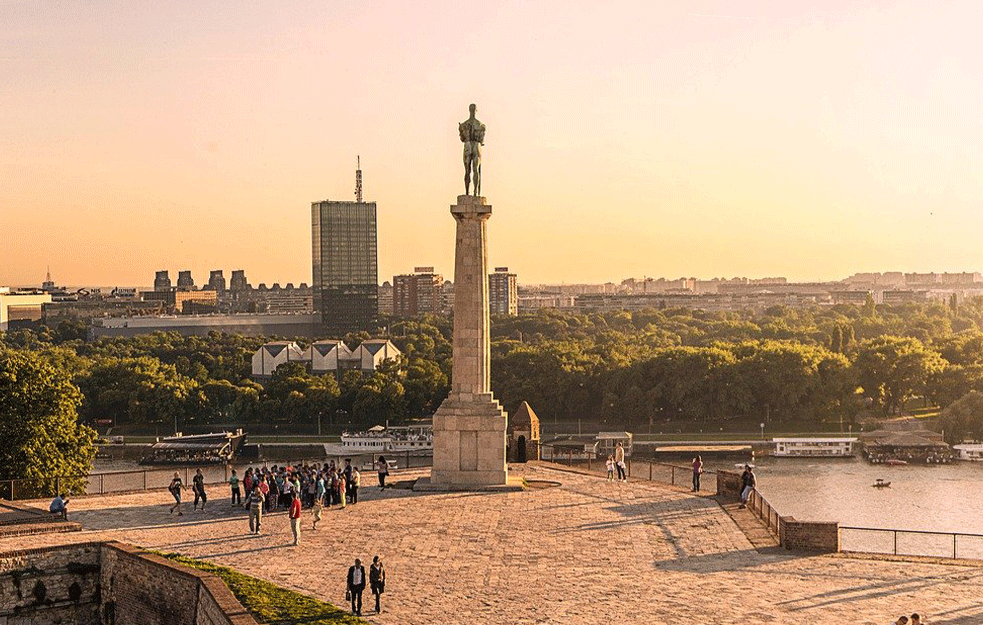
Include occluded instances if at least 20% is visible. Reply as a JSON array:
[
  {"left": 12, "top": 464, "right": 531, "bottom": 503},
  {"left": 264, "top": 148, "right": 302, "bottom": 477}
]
[{"left": 459, "top": 103, "right": 486, "bottom": 196}]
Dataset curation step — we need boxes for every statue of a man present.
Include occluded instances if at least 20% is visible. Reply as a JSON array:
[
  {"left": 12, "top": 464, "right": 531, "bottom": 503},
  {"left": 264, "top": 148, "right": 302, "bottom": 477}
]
[{"left": 459, "top": 103, "right": 486, "bottom": 196}]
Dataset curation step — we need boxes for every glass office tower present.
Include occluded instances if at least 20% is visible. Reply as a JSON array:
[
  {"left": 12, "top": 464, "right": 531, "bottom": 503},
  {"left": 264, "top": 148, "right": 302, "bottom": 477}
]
[{"left": 311, "top": 200, "right": 379, "bottom": 336}]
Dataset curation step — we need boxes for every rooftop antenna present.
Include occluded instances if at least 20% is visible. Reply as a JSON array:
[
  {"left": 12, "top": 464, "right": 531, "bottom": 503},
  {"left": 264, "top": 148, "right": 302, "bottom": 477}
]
[{"left": 355, "top": 155, "right": 363, "bottom": 203}]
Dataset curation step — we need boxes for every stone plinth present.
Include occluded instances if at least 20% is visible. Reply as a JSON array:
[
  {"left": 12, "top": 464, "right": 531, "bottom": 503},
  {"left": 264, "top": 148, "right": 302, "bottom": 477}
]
[{"left": 425, "top": 196, "right": 515, "bottom": 490}]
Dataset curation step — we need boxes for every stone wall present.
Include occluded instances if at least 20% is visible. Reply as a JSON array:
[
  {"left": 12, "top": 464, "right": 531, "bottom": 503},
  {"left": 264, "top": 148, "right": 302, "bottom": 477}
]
[
  {"left": 0, "top": 541, "right": 257, "bottom": 625},
  {"left": 0, "top": 542, "right": 102, "bottom": 625},
  {"left": 780, "top": 519, "right": 840, "bottom": 553},
  {"left": 716, "top": 470, "right": 743, "bottom": 499}
]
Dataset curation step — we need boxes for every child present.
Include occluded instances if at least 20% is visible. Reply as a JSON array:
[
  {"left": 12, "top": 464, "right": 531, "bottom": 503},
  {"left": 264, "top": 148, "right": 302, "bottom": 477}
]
[
  {"left": 606, "top": 455, "right": 615, "bottom": 481},
  {"left": 312, "top": 498, "right": 323, "bottom": 530}
]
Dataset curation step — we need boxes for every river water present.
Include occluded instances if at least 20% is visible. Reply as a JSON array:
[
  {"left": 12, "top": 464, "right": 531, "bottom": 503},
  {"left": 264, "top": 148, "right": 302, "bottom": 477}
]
[{"left": 721, "top": 456, "right": 983, "bottom": 536}]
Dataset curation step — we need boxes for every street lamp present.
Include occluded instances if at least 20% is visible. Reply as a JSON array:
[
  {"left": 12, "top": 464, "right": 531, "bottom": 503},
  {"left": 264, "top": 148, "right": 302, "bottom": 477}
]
[{"left": 760, "top": 422, "right": 765, "bottom": 440}]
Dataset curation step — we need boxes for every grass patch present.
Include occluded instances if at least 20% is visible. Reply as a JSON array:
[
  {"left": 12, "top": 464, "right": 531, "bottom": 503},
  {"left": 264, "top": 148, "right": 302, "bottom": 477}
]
[{"left": 157, "top": 552, "right": 368, "bottom": 625}]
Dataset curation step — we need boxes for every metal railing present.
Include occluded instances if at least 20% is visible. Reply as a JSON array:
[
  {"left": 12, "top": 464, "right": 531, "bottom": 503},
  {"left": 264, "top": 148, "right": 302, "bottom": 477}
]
[
  {"left": 1, "top": 451, "right": 434, "bottom": 501},
  {"left": 538, "top": 444, "right": 717, "bottom": 492},
  {"left": 840, "top": 526, "right": 983, "bottom": 560},
  {"left": 747, "top": 488, "right": 782, "bottom": 537}
]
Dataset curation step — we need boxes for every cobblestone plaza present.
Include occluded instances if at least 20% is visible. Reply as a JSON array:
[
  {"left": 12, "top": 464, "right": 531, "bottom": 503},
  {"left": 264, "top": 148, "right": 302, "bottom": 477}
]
[{"left": 8, "top": 465, "right": 983, "bottom": 624}]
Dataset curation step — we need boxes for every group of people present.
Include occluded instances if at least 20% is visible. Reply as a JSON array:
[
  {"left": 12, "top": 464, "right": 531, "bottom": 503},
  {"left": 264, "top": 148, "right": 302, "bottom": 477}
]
[
  {"left": 604, "top": 441, "right": 628, "bottom": 481},
  {"left": 893, "top": 614, "right": 925, "bottom": 624},
  {"left": 346, "top": 555, "right": 387, "bottom": 616}
]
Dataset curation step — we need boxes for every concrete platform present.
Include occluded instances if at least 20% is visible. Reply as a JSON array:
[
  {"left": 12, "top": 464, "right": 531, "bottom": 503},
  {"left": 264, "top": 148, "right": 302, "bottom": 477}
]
[{"left": 412, "top": 475, "right": 525, "bottom": 492}]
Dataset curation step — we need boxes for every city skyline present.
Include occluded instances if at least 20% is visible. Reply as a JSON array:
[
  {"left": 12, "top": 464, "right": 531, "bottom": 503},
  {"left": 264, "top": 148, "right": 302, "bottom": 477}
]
[{"left": 4, "top": 2, "right": 983, "bottom": 287}]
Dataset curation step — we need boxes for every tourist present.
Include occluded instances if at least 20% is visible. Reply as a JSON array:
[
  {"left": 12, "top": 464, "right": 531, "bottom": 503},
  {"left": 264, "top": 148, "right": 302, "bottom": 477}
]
[
  {"left": 369, "top": 555, "right": 386, "bottom": 613},
  {"left": 344, "top": 459, "right": 354, "bottom": 501},
  {"left": 893, "top": 617, "right": 909, "bottom": 625},
  {"left": 377, "top": 456, "right": 389, "bottom": 489},
  {"left": 606, "top": 455, "right": 615, "bottom": 481},
  {"left": 910, "top": 614, "right": 922, "bottom": 624},
  {"left": 615, "top": 442, "right": 627, "bottom": 482},
  {"left": 350, "top": 467, "right": 361, "bottom": 504},
  {"left": 244, "top": 467, "right": 253, "bottom": 493},
  {"left": 347, "top": 558, "right": 366, "bottom": 616},
  {"left": 316, "top": 471, "right": 326, "bottom": 506},
  {"left": 330, "top": 469, "right": 339, "bottom": 505},
  {"left": 49, "top": 493, "right": 69, "bottom": 519},
  {"left": 246, "top": 485, "right": 263, "bottom": 534},
  {"left": 259, "top": 474, "right": 271, "bottom": 512},
  {"left": 288, "top": 490, "right": 302, "bottom": 545},
  {"left": 168, "top": 472, "right": 184, "bottom": 515},
  {"left": 312, "top": 497, "right": 323, "bottom": 530},
  {"left": 229, "top": 469, "right": 241, "bottom": 506},
  {"left": 692, "top": 455, "right": 703, "bottom": 492},
  {"left": 192, "top": 468, "right": 207, "bottom": 511},
  {"left": 739, "top": 464, "right": 756, "bottom": 509},
  {"left": 338, "top": 472, "right": 347, "bottom": 508}
]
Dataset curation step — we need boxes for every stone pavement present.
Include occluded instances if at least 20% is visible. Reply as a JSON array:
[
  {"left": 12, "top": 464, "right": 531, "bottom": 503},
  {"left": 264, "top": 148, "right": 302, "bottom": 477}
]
[{"left": 4, "top": 465, "right": 983, "bottom": 624}]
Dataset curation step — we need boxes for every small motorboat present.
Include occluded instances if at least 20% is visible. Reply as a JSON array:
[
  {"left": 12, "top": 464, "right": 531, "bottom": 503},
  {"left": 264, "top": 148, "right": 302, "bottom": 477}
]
[
  {"left": 885, "top": 459, "right": 908, "bottom": 466},
  {"left": 872, "top": 478, "right": 891, "bottom": 488}
]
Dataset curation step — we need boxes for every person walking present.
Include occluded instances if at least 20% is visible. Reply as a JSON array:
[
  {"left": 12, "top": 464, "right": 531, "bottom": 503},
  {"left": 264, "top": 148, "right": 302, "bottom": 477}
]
[
  {"left": 347, "top": 558, "right": 366, "bottom": 616},
  {"left": 192, "top": 468, "right": 207, "bottom": 511},
  {"left": 289, "top": 491, "right": 302, "bottom": 545},
  {"left": 615, "top": 442, "right": 627, "bottom": 482},
  {"left": 369, "top": 556, "right": 386, "bottom": 614},
  {"left": 377, "top": 456, "right": 389, "bottom": 489},
  {"left": 246, "top": 485, "right": 263, "bottom": 534},
  {"left": 229, "top": 469, "right": 242, "bottom": 506},
  {"left": 739, "top": 464, "right": 756, "bottom": 508},
  {"left": 692, "top": 455, "right": 703, "bottom": 492},
  {"left": 350, "top": 467, "right": 360, "bottom": 504},
  {"left": 169, "top": 472, "right": 185, "bottom": 515},
  {"left": 605, "top": 455, "right": 615, "bottom": 481},
  {"left": 312, "top": 497, "right": 323, "bottom": 530}
]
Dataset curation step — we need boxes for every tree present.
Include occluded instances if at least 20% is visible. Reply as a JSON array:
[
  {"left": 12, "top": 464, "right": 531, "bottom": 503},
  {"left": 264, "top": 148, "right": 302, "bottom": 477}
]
[
  {"left": 0, "top": 352, "right": 96, "bottom": 495},
  {"left": 938, "top": 390, "right": 983, "bottom": 444},
  {"left": 854, "top": 336, "right": 946, "bottom": 414}
]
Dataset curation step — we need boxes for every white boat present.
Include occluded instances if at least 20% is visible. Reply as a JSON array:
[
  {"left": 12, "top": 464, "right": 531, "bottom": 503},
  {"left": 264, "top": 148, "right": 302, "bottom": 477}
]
[
  {"left": 954, "top": 444, "right": 983, "bottom": 461},
  {"left": 772, "top": 437, "right": 858, "bottom": 457},
  {"left": 340, "top": 424, "right": 433, "bottom": 454}
]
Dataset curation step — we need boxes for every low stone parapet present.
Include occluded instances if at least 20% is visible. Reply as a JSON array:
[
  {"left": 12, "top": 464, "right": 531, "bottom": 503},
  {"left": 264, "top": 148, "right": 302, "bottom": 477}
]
[
  {"left": 780, "top": 518, "right": 840, "bottom": 553},
  {"left": 716, "top": 470, "right": 743, "bottom": 499}
]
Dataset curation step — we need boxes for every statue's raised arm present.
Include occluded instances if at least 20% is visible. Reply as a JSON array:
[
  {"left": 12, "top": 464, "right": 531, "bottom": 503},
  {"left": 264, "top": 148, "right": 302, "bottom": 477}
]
[{"left": 460, "top": 103, "right": 485, "bottom": 196}]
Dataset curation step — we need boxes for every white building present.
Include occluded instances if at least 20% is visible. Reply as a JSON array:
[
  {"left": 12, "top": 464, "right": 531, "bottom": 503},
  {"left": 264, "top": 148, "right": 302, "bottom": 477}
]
[
  {"left": 0, "top": 288, "right": 52, "bottom": 330},
  {"left": 310, "top": 340, "right": 355, "bottom": 374},
  {"left": 352, "top": 339, "right": 401, "bottom": 370},
  {"left": 251, "top": 341, "right": 309, "bottom": 377},
  {"left": 251, "top": 338, "right": 401, "bottom": 378},
  {"left": 953, "top": 444, "right": 983, "bottom": 461},
  {"left": 773, "top": 438, "right": 858, "bottom": 457}
]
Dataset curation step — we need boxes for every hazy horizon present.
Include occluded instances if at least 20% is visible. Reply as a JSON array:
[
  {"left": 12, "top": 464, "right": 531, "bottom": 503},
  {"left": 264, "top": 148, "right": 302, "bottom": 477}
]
[{"left": 4, "top": 1, "right": 982, "bottom": 287}]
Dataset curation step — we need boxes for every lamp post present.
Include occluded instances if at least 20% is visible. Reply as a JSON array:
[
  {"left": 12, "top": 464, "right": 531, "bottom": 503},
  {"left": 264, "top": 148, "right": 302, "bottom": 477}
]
[{"left": 760, "top": 422, "right": 765, "bottom": 440}]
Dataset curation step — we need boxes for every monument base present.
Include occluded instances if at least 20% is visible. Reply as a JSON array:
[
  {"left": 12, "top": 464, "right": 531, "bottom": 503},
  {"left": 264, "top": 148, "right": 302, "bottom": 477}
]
[
  {"left": 413, "top": 475, "right": 525, "bottom": 493},
  {"left": 427, "top": 392, "right": 510, "bottom": 488}
]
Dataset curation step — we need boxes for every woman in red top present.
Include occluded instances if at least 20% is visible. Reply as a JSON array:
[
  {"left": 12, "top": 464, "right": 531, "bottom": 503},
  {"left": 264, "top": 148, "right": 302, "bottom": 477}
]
[
  {"left": 692, "top": 455, "right": 703, "bottom": 492},
  {"left": 289, "top": 493, "right": 302, "bottom": 546}
]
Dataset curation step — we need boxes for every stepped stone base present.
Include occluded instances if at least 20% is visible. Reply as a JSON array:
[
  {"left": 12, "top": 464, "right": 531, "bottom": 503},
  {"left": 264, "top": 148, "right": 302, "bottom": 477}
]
[{"left": 426, "top": 392, "right": 512, "bottom": 488}]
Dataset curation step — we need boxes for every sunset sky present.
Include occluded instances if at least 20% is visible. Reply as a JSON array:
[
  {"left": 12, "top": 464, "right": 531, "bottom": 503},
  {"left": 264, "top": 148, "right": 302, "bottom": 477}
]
[{"left": 2, "top": 1, "right": 982, "bottom": 288}]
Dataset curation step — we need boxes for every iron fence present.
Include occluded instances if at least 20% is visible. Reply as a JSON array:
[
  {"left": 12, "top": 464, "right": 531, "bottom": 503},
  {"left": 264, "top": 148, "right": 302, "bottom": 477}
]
[
  {"left": 746, "top": 488, "right": 782, "bottom": 537},
  {"left": 1, "top": 451, "right": 433, "bottom": 501},
  {"left": 538, "top": 444, "right": 717, "bottom": 492},
  {"left": 840, "top": 526, "right": 983, "bottom": 560}
]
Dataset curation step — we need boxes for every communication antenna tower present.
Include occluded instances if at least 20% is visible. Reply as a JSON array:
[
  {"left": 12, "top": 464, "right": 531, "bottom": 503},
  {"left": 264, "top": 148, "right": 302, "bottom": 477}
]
[{"left": 355, "top": 155, "right": 363, "bottom": 203}]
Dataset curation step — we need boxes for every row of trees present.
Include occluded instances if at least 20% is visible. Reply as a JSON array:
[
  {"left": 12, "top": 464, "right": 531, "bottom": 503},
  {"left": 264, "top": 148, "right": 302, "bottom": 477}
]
[{"left": 3, "top": 299, "right": 983, "bottom": 434}]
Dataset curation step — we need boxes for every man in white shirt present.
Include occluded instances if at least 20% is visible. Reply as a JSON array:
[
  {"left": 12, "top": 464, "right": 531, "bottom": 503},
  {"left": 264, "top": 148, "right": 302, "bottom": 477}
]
[{"left": 347, "top": 558, "right": 366, "bottom": 616}]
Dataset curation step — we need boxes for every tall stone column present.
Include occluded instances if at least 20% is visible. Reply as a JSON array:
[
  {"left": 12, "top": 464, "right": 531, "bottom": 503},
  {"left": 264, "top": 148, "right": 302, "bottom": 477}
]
[{"left": 426, "top": 195, "right": 511, "bottom": 489}]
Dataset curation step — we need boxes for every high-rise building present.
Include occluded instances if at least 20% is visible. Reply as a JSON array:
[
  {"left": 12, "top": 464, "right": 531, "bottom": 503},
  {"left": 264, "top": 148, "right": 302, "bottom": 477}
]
[
  {"left": 229, "top": 269, "right": 250, "bottom": 292},
  {"left": 312, "top": 199, "right": 378, "bottom": 335},
  {"left": 206, "top": 270, "right": 226, "bottom": 293},
  {"left": 393, "top": 267, "right": 444, "bottom": 318},
  {"left": 378, "top": 281, "right": 394, "bottom": 315},
  {"left": 177, "top": 270, "right": 195, "bottom": 290},
  {"left": 489, "top": 267, "right": 518, "bottom": 316},
  {"left": 154, "top": 270, "right": 172, "bottom": 291}
]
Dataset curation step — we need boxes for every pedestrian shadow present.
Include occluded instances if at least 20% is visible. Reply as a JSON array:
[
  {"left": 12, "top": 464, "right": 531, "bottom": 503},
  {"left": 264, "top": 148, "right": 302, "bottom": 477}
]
[{"left": 651, "top": 548, "right": 780, "bottom": 573}]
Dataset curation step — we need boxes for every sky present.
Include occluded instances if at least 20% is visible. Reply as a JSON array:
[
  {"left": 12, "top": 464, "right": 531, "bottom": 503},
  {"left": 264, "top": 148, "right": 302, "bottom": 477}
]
[{"left": 2, "top": 1, "right": 982, "bottom": 288}]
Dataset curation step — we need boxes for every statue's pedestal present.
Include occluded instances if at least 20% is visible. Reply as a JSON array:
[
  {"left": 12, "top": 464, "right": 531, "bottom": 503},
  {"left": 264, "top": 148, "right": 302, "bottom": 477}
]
[{"left": 415, "top": 195, "right": 522, "bottom": 492}]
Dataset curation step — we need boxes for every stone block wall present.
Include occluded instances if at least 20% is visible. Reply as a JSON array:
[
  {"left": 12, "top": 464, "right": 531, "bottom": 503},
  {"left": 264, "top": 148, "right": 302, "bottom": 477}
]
[
  {"left": 716, "top": 470, "right": 743, "bottom": 499},
  {"left": 0, "top": 542, "right": 102, "bottom": 625},
  {"left": 780, "top": 519, "right": 840, "bottom": 553},
  {"left": 0, "top": 541, "right": 257, "bottom": 625}
]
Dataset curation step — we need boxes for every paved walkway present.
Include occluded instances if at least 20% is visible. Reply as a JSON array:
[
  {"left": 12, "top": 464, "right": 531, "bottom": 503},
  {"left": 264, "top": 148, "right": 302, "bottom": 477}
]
[{"left": 4, "top": 465, "right": 982, "bottom": 624}]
